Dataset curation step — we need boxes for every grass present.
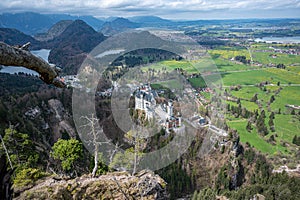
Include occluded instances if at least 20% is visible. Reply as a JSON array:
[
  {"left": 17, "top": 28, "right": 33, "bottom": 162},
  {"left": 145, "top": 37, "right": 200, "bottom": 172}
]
[
  {"left": 227, "top": 117, "right": 292, "bottom": 155},
  {"left": 142, "top": 60, "right": 199, "bottom": 74},
  {"left": 209, "top": 44, "right": 300, "bottom": 68},
  {"left": 201, "top": 92, "right": 211, "bottom": 100},
  {"left": 227, "top": 85, "right": 300, "bottom": 156},
  {"left": 274, "top": 114, "right": 300, "bottom": 143},
  {"left": 142, "top": 58, "right": 221, "bottom": 75},
  {"left": 208, "top": 49, "right": 249, "bottom": 60},
  {"left": 251, "top": 51, "right": 300, "bottom": 66},
  {"left": 155, "top": 79, "right": 184, "bottom": 90},
  {"left": 240, "top": 100, "right": 259, "bottom": 112},
  {"left": 227, "top": 119, "right": 281, "bottom": 154},
  {"left": 287, "top": 65, "right": 300, "bottom": 74},
  {"left": 270, "top": 86, "right": 300, "bottom": 113},
  {"left": 221, "top": 68, "right": 300, "bottom": 86},
  {"left": 212, "top": 58, "right": 259, "bottom": 72},
  {"left": 230, "top": 87, "right": 263, "bottom": 100},
  {"left": 188, "top": 77, "right": 207, "bottom": 88},
  {"left": 215, "top": 44, "right": 300, "bottom": 158},
  {"left": 230, "top": 86, "right": 274, "bottom": 110}
]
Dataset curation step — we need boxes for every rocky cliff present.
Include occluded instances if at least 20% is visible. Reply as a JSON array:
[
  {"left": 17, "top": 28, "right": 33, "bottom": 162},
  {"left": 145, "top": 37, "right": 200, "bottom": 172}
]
[{"left": 15, "top": 170, "right": 168, "bottom": 200}]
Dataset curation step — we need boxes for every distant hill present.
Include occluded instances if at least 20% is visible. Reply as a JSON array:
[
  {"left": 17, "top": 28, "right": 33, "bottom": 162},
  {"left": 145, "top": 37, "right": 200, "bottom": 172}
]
[
  {"left": 0, "top": 12, "right": 104, "bottom": 35},
  {"left": 128, "top": 16, "right": 171, "bottom": 26},
  {"left": 100, "top": 18, "right": 140, "bottom": 36},
  {"left": 48, "top": 20, "right": 106, "bottom": 74},
  {"left": 0, "top": 28, "right": 41, "bottom": 49},
  {"left": 45, "top": 14, "right": 104, "bottom": 31},
  {"left": 0, "top": 12, "right": 55, "bottom": 35},
  {"left": 34, "top": 20, "right": 73, "bottom": 41},
  {"left": 73, "top": 15, "right": 104, "bottom": 31}
]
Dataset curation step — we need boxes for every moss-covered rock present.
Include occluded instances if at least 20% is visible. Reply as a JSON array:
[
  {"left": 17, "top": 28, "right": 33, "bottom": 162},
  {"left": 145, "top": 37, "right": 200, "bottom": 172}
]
[{"left": 15, "top": 170, "right": 168, "bottom": 200}]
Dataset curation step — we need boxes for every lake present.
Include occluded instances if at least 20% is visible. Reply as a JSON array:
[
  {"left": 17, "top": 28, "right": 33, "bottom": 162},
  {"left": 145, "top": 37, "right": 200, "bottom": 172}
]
[
  {"left": 0, "top": 49, "right": 51, "bottom": 76},
  {"left": 255, "top": 36, "right": 300, "bottom": 44}
]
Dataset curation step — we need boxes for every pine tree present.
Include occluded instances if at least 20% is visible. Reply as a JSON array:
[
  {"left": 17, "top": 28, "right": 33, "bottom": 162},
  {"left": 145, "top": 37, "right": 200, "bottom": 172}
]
[
  {"left": 51, "top": 139, "right": 83, "bottom": 173},
  {"left": 246, "top": 121, "right": 252, "bottom": 132},
  {"left": 251, "top": 93, "right": 258, "bottom": 102},
  {"left": 293, "top": 135, "right": 300, "bottom": 146},
  {"left": 291, "top": 109, "right": 296, "bottom": 115},
  {"left": 269, "top": 112, "right": 275, "bottom": 120},
  {"left": 269, "top": 95, "right": 275, "bottom": 103},
  {"left": 256, "top": 110, "right": 268, "bottom": 136}
]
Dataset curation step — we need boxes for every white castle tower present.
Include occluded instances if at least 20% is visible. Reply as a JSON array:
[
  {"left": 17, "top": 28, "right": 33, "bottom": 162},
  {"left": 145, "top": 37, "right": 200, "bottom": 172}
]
[
  {"left": 167, "top": 101, "right": 173, "bottom": 117},
  {"left": 177, "top": 112, "right": 182, "bottom": 127}
]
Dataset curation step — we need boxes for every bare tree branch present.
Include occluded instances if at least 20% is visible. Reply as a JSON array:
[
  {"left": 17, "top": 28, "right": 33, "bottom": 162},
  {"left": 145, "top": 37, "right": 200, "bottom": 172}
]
[
  {"left": 80, "top": 115, "right": 110, "bottom": 177},
  {"left": 0, "top": 42, "right": 65, "bottom": 88}
]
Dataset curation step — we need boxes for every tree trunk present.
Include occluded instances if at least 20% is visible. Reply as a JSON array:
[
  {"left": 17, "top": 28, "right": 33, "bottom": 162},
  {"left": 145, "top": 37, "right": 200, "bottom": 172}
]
[
  {"left": 92, "top": 144, "right": 98, "bottom": 177},
  {"left": 0, "top": 42, "right": 65, "bottom": 88}
]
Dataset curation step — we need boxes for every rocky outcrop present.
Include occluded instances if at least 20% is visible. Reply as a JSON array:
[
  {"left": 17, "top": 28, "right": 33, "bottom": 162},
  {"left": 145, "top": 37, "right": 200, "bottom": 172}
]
[
  {"left": 48, "top": 99, "right": 76, "bottom": 140},
  {"left": 250, "top": 194, "right": 266, "bottom": 200},
  {"left": 15, "top": 170, "right": 168, "bottom": 200}
]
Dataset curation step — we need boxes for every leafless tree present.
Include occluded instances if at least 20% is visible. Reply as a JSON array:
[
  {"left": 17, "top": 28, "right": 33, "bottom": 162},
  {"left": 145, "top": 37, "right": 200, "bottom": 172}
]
[{"left": 80, "top": 114, "right": 110, "bottom": 177}]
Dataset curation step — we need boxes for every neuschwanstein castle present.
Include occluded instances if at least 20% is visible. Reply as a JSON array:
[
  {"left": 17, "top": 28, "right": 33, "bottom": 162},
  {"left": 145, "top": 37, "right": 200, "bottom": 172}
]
[{"left": 134, "top": 84, "right": 182, "bottom": 132}]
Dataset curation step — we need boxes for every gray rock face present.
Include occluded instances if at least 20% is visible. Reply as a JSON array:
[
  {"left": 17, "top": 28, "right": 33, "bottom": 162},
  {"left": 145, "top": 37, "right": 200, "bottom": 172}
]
[
  {"left": 48, "top": 99, "right": 76, "bottom": 140},
  {"left": 15, "top": 170, "right": 169, "bottom": 200}
]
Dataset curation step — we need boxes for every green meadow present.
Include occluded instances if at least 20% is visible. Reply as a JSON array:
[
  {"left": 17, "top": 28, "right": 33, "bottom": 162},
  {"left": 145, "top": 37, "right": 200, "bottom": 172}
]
[
  {"left": 226, "top": 118, "right": 282, "bottom": 154},
  {"left": 214, "top": 44, "right": 300, "bottom": 157},
  {"left": 270, "top": 86, "right": 300, "bottom": 112},
  {"left": 221, "top": 68, "right": 300, "bottom": 86},
  {"left": 251, "top": 51, "right": 300, "bottom": 66}
]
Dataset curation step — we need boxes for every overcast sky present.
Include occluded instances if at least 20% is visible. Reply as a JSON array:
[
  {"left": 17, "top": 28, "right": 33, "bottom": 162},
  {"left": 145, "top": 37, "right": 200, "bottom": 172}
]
[{"left": 0, "top": 0, "right": 299, "bottom": 19}]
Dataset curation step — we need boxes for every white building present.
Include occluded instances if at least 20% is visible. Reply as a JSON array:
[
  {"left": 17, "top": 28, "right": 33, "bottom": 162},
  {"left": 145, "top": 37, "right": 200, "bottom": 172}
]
[
  {"left": 135, "top": 84, "right": 157, "bottom": 119},
  {"left": 134, "top": 84, "right": 182, "bottom": 132}
]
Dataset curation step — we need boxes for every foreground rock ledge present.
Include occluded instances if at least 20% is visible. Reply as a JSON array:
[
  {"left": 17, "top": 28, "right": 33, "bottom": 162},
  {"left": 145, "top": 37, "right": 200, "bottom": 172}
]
[{"left": 14, "top": 170, "right": 168, "bottom": 200}]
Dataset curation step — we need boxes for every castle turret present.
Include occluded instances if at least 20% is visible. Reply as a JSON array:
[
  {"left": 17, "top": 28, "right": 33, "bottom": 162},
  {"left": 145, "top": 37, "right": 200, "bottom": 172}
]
[
  {"left": 167, "top": 101, "right": 173, "bottom": 117},
  {"left": 177, "top": 112, "right": 182, "bottom": 127}
]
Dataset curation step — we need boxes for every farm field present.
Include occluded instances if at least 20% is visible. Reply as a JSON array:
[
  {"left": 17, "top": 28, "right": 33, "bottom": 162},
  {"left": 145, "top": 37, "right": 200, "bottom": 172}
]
[
  {"left": 212, "top": 58, "right": 259, "bottom": 72},
  {"left": 227, "top": 119, "right": 281, "bottom": 154},
  {"left": 221, "top": 68, "right": 300, "bottom": 86},
  {"left": 270, "top": 86, "right": 300, "bottom": 112},
  {"left": 287, "top": 65, "right": 300, "bottom": 74},
  {"left": 209, "top": 45, "right": 300, "bottom": 67},
  {"left": 141, "top": 60, "right": 199, "bottom": 74},
  {"left": 208, "top": 44, "right": 300, "bottom": 160},
  {"left": 251, "top": 51, "right": 300, "bottom": 66},
  {"left": 142, "top": 57, "right": 243, "bottom": 75},
  {"left": 208, "top": 49, "right": 250, "bottom": 60}
]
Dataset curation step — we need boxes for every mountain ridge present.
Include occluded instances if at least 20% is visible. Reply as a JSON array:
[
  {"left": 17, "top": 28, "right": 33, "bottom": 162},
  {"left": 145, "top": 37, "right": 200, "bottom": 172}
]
[
  {"left": 0, "top": 12, "right": 104, "bottom": 35},
  {"left": 100, "top": 17, "right": 140, "bottom": 36},
  {"left": 47, "top": 20, "right": 106, "bottom": 74}
]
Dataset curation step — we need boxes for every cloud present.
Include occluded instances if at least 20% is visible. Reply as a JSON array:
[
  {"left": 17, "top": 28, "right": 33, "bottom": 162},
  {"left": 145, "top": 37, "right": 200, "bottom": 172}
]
[{"left": 0, "top": 0, "right": 299, "bottom": 19}]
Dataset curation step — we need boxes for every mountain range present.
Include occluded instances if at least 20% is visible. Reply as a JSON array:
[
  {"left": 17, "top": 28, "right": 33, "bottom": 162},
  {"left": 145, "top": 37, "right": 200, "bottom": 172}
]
[
  {"left": 0, "top": 12, "right": 104, "bottom": 35},
  {"left": 2, "top": 12, "right": 300, "bottom": 36},
  {"left": 1, "top": 12, "right": 300, "bottom": 75},
  {"left": 0, "top": 12, "right": 175, "bottom": 35}
]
